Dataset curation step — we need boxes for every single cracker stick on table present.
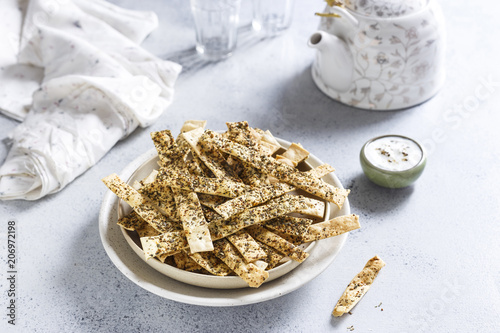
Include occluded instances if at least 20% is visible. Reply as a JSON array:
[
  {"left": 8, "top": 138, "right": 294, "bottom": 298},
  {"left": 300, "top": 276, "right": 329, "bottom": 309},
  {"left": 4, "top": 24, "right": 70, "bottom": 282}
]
[
  {"left": 332, "top": 255, "right": 386, "bottom": 317},
  {"left": 213, "top": 238, "right": 269, "bottom": 288},
  {"left": 172, "top": 188, "right": 214, "bottom": 253},
  {"left": 102, "top": 174, "right": 179, "bottom": 233},
  {"left": 247, "top": 225, "right": 309, "bottom": 263},
  {"left": 301, "top": 214, "right": 360, "bottom": 242}
]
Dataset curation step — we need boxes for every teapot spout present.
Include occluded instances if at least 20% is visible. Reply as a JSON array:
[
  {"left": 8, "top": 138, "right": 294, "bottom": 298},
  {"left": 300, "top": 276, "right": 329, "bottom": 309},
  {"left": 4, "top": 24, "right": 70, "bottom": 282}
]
[
  {"left": 308, "top": 31, "right": 332, "bottom": 51},
  {"left": 308, "top": 31, "right": 353, "bottom": 93}
]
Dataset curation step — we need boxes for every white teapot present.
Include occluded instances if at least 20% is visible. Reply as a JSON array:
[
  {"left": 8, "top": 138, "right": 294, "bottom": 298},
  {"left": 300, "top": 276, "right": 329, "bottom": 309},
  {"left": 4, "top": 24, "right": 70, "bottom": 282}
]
[{"left": 308, "top": 0, "right": 446, "bottom": 110}]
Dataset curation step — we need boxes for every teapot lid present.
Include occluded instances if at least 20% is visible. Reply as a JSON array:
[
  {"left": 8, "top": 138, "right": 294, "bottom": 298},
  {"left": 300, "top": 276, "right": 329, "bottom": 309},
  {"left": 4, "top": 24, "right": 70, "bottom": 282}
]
[{"left": 344, "top": 0, "right": 428, "bottom": 18}]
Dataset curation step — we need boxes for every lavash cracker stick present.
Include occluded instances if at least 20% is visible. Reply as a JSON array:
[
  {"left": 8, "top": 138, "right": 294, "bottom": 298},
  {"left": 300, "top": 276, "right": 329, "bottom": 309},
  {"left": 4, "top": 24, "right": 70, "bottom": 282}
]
[
  {"left": 302, "top": 214, "right": 360, "bottom": 242},
  {"left": 139, "top": 181, "right": 180, "bottom": 221},
  {"left": 174, "top": 252, "right": 203, "bottom": 272},
  {"left": 333, "top": 255, "right": 385, "bottom": 317},
  {"left": 172, "top": 187, "right": 214, "bottom": 253},
  {"left": 179, "top": 120, "right": 207, "bottom": 133},
  {"left": 175, "top": 134, "right": 208, "bottom": 177},
  {"left": 235, "top": 159, "right": 269, "bottom": 187},
  {"left": 159, "top": 168, "right": 250, "bottom": 198},
  {"left": 213, "top": 164, "right": 335, "bottom": 220},
  {"left": 132, "top": 169, "right": 181, "bottom": 223},
  {"left": 183, "top": 128, "right": 241, "bottom": 182},
  {"left": 213, "top": 238, "right": 269, "bottom": 288},
  {"left": 186, "top": 251, "right": 233, "bottom": 276},
  {"left": 252, "top": 127, "right": 282, "bottom": 155},
  {"left": 151, "top": 129, "right": 206, "bottom": 176},
  {"left": 203, "top": 207, "right": 270, "bottom": 264},
  {"left": 150, "top": 130, "right": 176, "bottom": 166},
  {"left": 224, "top": 121, "right": 272, "bottom": 185},
  {"left": 226, "top": 121, "right": 282, "bottom": 156},
  {"left": 225, "top": 121, "right": 259, "bottom": 145},
  {"left": 102, "top": 173, "right": 179, "bottom": 233},
  {"left": 136, "top": 222, "right": 162, "bottom": 238},
  {"left": 306, "top": 163, "right": 336, "bottom": 177},
  {"left": 226, "top": 230, "right": 267, "bottom": 263},
  {"left": 202, "top": 130, "right": 350, "bottom": 209},
  {"left": 140, "top": 230, "right": 188, "bottom": 259},
  {"left": 276, "top": 143, "right": 310, "bottom": 167},
  {"left": 177, "top": 119, "right": 219, "bottom": 177},
  {"left": 214, "top": 182, "right": 295, "bottom": 219},
  {"left": 256, "top": 241, "right": 285, "bottom": 270},
  {"left": 196, "top": 193, "right": 228, "bottom": 209},
  {"left": 265, "top": 216, "right": 314, "bottom": 238},
  {"left": 246, "top": 225, "right": 309, "bottom": 263},
  {"left": 208, "top": 194, "right": 311, "bottom": 239},
  {"left": 117, "top": 211, "right": 144, "bottom": 231},
  {"left": 294, "top": 196, "right": 326, "bottom": 218}
]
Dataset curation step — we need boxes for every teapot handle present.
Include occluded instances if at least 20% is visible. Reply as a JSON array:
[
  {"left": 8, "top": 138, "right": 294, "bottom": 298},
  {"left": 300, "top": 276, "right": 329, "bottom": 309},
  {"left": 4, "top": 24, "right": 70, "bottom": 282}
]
[{"left": 328, "top": 6, "right": 359, "bottom": 28}]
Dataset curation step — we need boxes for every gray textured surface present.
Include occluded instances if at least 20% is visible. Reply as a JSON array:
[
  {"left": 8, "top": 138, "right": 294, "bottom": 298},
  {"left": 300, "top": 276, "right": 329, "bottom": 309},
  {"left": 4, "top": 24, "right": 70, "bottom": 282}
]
[{"left": 1, "top": 0, "right": 500, "bottom": 332}]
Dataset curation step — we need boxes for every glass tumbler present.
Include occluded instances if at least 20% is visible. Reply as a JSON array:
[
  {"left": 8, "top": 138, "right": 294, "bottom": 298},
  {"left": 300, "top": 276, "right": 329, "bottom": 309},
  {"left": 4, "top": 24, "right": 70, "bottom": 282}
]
[
  {"left": 252, "top": 0, "right": 295, "bottom": 37},
  {"left": 190, "top": 0, "right": 242, "bottom": 61}
]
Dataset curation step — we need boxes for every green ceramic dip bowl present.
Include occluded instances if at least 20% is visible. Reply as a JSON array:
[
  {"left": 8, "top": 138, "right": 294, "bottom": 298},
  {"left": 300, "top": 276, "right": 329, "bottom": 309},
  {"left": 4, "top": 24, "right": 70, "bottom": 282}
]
[{"left": 360, "top": 135, "right": 427, "bottom": 189}]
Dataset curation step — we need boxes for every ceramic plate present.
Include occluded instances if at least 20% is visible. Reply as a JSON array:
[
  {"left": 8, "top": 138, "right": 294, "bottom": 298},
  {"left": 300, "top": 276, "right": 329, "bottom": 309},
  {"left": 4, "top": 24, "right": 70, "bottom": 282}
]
[{"left": 99, "top": 138, "right": 350, "bottom": 306}]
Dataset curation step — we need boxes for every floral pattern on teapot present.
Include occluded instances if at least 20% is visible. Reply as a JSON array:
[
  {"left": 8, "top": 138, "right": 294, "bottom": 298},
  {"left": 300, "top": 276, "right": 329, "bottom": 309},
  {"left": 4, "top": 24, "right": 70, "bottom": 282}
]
[
  {"left": 310, "top": 0, "right": 445, "bottom": 110},
  {"left": 344, "top": 0, "right": 426, "bottom": 18}
]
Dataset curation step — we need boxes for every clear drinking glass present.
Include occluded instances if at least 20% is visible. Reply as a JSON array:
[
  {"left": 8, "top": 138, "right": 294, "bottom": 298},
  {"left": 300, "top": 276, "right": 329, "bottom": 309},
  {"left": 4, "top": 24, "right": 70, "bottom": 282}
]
[
  {"left": 252, "top": 0, "right": 295, "bottom": 37},
  {"left": 190, "top": 0, "right": 242, "bottom": 61}
]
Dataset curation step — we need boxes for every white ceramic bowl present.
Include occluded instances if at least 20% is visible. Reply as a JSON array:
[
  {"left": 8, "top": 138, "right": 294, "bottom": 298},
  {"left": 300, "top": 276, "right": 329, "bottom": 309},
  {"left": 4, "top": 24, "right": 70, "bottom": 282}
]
[{"left": 99, "top": 138, "right": 350, "bottom": 304}]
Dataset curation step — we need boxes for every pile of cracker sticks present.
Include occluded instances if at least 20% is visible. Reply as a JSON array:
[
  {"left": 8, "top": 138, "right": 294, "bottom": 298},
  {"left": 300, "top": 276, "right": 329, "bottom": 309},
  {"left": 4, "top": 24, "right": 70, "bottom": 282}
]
[{"left": 103, "top": 121, "right": 361, "bottom": 288}]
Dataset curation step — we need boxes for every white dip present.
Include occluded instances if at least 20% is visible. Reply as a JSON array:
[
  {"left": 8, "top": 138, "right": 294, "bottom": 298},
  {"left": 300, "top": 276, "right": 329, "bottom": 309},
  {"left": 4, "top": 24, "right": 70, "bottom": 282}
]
[{"left": 365, "top": 136, "right": 422, "bottom": 172}]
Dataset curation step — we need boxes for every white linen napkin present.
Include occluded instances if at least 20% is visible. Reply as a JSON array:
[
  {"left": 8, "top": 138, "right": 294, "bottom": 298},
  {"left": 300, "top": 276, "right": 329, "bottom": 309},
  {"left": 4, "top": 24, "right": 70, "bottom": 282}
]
[
  {"left": 0, "top": 0, "right": 182, "bottom": 200},
  {"left": 0, "top": 0, "right": 42, "bottom": 120}
]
